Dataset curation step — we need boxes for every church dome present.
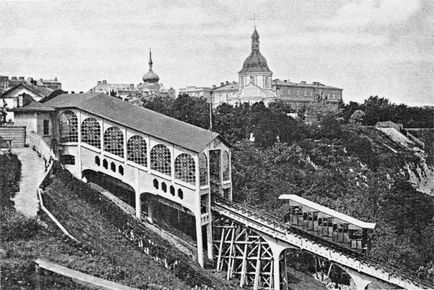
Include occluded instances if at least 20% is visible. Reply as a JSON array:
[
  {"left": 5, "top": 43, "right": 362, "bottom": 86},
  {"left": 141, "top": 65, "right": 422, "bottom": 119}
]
[
  {"left": 240, "top": 51, "right": 270, "bottom": 73},
  {"left": 142, "top": 49, "right": 160, "bottom": 83},
  {"left": 239, "top": 28, "right": 271, "bottom": 74},
  {"left": 142, "top": 69, "right": 159, "bottom": 83}
]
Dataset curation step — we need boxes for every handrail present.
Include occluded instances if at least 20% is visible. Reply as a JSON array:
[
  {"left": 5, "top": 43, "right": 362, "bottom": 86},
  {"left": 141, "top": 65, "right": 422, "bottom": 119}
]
[
  {"left": 30, "top": 133, "right": 77, "bottom": 242},
  {"left": 212, "top": 196, "right": 434, "bottom": 289},
  {"left": 37, "top": 187, "right": 78, "bottom": 242}
]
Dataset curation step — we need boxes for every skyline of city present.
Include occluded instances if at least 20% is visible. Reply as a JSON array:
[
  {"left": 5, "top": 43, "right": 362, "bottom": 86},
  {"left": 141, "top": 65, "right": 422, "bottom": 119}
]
[{"left": 1, "top": 0, "right": 433, "bottom": 106}]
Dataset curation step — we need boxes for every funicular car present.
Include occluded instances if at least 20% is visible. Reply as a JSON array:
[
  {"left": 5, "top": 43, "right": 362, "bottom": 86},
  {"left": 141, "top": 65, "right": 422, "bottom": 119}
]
[{"left": 279, "top": 194, "right": 376, "bottom": 253}]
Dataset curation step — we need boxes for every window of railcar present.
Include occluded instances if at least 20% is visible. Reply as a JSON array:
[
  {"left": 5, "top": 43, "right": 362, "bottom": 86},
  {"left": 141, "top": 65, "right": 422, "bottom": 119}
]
[
  {"left": 81, "top": 118, "right": 101, "bottom": 148},
  {"left": 104, "top": 127, "right": 124, "bottom": 157},
  {"left": 199, "top": 153, "right": 208, "bottom": 186},
  {"left": 127, "top": 135, "right": 147, "bottom": 166},
  {"left": 175, "top": 153, "right": 196, "bottom": 185},
  {"left": 59, "top": 111, "right": 78, "bottom": 143},
  {"left": 150, "top": 144, "right": 171, "bottom": 176},
  {"left": 222, "top": 150, "right": 230, "bottom": 181}
]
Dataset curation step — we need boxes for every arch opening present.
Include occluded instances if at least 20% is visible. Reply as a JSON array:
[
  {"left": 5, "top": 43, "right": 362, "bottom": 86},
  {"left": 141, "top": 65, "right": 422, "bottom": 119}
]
[
  {"left": 81, "top": 118, "right": 101, "bottom": 148},
  {"left": 175, "top": 153, "right": 196, "bottom": 185},
  {"left": 150, "top": 144, "right": 171, "bottom": 176},
  {"left": 59, "top": 110, "right": 78, "bottom": 143},
  {"left": 82, "top": 169, "right": 135, "bottom": 207},
  {"left": 127, "top": 135, "right": 147, "bottom": 166},
  {"left": 199, "top": 153, "right": 208, "bottom": 186},
  {"left": 140, "top": 192, "right": 197, "bottom": 246},
  {"left": 104, "top": 127, "right": 124, "bottom": 157},
  {"left": 281, "top": 248, "right": 352, "bottom": 289}
]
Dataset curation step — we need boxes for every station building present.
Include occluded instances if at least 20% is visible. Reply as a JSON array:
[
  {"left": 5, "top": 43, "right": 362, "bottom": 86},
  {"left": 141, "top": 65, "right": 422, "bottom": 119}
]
[{"left": 13, "top": 92, "right": 232, "bottom": 266}]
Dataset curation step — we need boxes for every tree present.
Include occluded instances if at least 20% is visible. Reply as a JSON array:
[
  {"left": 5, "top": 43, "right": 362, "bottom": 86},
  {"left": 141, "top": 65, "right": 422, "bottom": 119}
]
[{"left": 349, "top": 110, "right": 365, "bottom": 125}]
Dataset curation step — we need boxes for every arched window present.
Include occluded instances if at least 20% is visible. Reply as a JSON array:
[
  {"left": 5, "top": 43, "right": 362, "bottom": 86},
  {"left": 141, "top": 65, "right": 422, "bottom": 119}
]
[
  {"left": 127, "top": 135, "right": 147, "bottom": 166},
  {"left": 150, "top": 144, "right": 171, "bottom": 176},
  {"left": 104, "top": 127, "right": 124, "bottom": 157},
  {"left": 59, "top": 111, "right": 78, "bottom": 143},
  {"left": 222, "top": 150, "right": 230, "bottom": 181},
  {"left": 175, "top": 153, "right": 196, "bottom": 185},
  {"left": 199, "top": 153, "right": 208, "bottom": 186},
  {"left": 81, "top": 118, "right": 101, "bottom": 148}
]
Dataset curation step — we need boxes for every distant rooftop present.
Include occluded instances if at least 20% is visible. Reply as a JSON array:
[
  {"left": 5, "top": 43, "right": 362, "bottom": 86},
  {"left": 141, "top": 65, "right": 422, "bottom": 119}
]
[{"left": 273, "top": 79, "right": 342, "bottom": 90}]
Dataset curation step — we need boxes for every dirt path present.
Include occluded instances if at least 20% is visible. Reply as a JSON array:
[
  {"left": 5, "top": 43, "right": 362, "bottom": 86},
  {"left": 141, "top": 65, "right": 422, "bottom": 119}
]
[{"left": 12, "top": 147, "right": 46, "bottom": 217}]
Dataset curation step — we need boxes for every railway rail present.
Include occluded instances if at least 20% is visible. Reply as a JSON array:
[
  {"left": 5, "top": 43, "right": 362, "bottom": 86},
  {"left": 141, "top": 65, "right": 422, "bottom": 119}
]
[{"left": 212, "top": 196, "right": 434, "bottom": 289}]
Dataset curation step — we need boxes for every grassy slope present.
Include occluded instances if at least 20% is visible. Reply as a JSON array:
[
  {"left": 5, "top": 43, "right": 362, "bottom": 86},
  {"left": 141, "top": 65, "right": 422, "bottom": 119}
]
[
  {"left": 1, "top": 154, "right": 88, "bottom": 289},
  {"left": 41, "top": 166, "right": 240, "bottom": 289}
]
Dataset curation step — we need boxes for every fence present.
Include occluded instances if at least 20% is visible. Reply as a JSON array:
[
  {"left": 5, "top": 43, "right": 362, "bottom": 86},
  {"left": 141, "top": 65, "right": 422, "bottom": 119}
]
[
  {"left": 35, "top": 258, "right": 139, "bottom": 290},
  {"left": 0, "top": 125, "right": 26, "bottom": 148},
  {"left": 28, "top": 132, "right": 55, "bottom": 161},
  {"left": 30, "top": 133, "right": 79, "bottom": 241}
]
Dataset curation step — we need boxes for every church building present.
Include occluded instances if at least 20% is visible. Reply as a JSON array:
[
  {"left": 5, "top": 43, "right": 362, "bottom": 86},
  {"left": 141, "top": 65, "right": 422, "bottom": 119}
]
[
  {"left": 179, "top": 27, "right": 343, "bottom": 111},
  {"left": 89, "top": 50, "right": 175, "bottom": 100}
]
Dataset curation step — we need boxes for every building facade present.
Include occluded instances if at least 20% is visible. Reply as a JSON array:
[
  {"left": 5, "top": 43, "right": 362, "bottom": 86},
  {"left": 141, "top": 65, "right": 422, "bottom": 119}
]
[
  {"left": 1, "top": 83, "right": 54, "bottom": 122},
  {"left": 13, "top": 92, "right": 232, "bottom": 267},
  {"left": 179, "top": 27, "right": 343, "bottom": 111},
  {"left": 178, "top": 86, "right": 212, "bottom": 101}
]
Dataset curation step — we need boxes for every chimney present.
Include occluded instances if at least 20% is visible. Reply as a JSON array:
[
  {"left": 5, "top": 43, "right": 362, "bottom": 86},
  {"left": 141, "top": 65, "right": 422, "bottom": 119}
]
[
  {"left": 71, "top": 91, "right": 75, "bottom": 94},
  {"left": 301, "top": 81, "right": 306, "bottom": 84},
  {"left": 226, "top": 81, "right": 229, "bottom": 84},
  {"left": 11, "top": 76, "right": 17, "bottom": 80},
  {"left": 220, "top": 82, "right": 224, "bottom": 86},
  {"left": 102, "top": 80, "right": 107, "bottom": 84},
  {"left": 284, "top": 80, "right": 287, "bottom": 83},
  {"left": 19, "top": 76, "right": 25, "bottom": 80},
  {"left": 79, "top": 91, "right": 83, "bottom": 94},
  {"left": 97, "top": 81, "right": 101, "bottom": 85}
]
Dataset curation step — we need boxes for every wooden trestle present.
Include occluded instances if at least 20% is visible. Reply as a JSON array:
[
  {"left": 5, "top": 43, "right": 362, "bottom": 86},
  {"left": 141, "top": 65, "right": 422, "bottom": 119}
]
[{"left": 213, "top": 218, "right": 287, "bottom": 290}]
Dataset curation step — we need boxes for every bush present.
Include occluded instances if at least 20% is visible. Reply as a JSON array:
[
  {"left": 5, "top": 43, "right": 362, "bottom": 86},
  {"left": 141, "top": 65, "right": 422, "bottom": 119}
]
[
  {"left": 0, "top": 154, "right": 21, "bottom": 209},
  {"left": 0, "top": 209, "right": 40, "bottom": 242}
]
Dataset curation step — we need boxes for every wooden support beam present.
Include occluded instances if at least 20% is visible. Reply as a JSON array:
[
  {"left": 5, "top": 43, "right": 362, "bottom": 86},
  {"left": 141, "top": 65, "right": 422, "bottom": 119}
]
[
  {"left": 253, "top": 244, "right": 262, "bottom": 290},
  {"left": 216, "top": 227, "right": 225, "bottom": 271},
  {"left": 226, "top": 224, "right": 236, "bottom": 279},
  {"left": 239, "top": 230, "right": 249, "bottom": 287}
]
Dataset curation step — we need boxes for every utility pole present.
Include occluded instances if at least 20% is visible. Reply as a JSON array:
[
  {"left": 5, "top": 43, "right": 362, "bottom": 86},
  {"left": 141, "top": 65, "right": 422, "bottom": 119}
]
[{"left": 209, "top": 93, "right": 213, "bottom": 131}]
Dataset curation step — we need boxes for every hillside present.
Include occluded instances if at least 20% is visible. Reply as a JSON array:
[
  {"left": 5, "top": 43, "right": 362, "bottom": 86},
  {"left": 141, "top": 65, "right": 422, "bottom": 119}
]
[
  {"left": 138, "top": 94, "right": 434, "bottom": 284},
  {"left": 231, "top": 125, "right": 434, "bottom": 279}
]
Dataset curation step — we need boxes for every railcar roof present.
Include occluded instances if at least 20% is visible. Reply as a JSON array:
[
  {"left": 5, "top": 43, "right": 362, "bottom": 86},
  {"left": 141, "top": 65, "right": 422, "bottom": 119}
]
[
  {"left": 41, "top": 92, "right": 225, "bottom": 152},
  {"left": 279, "top": 194, "right": 376, "bottom": 229}
]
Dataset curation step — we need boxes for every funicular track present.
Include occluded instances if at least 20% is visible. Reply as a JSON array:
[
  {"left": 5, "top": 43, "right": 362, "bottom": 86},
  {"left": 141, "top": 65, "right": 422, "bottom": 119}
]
[{"left": 211, "top": 196, "right": 434, "bottom": 289}]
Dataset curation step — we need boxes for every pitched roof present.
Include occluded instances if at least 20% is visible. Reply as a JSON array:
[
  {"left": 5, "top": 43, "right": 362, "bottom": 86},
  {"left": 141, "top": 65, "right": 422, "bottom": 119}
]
[
  {"left": 212, "top": 83, "right": 239, "bottom": 92},
  {"left": 11, "top": 100, "right": 55, "bottom": 112},
  {"left": 273, "top": 80, "right": 342, "bottom": 90},
  {"left": 0, "top": 83, "right": 54, "bottom": 98},
  {"left": 42, "top": 93, "right": 223, "bottom": 152}
]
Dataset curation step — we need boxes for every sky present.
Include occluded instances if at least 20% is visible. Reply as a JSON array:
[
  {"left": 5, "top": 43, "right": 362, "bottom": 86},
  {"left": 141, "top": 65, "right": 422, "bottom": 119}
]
[{"left": 0, "top": 0, "right": 433, "bottom": 106}]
